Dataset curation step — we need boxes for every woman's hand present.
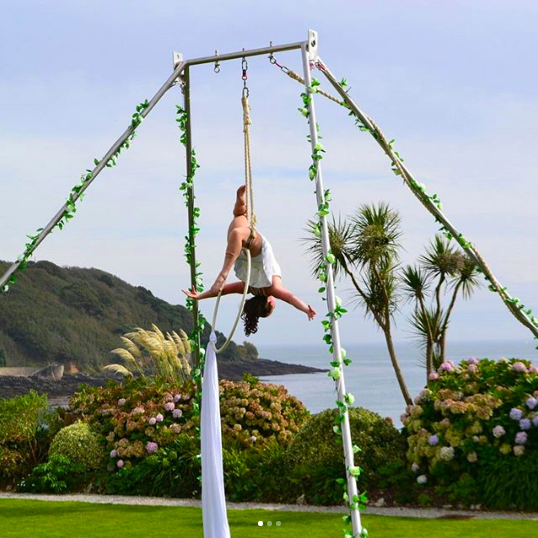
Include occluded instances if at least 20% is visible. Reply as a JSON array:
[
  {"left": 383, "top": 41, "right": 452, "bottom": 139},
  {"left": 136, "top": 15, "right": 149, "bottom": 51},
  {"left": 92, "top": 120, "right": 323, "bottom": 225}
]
[
  {"left": 307, "top": 305, "right": 316, "bottom": 320},
  {"left": 182, "top": 287, "right": 200, "bottom": 300}
]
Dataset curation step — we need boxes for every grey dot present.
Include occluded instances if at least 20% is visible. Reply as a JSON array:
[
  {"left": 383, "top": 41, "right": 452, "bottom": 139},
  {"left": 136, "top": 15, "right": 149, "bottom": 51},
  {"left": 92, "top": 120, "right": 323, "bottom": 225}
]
[
  {"left": 267, "top": 521, "right": 272, "bottom": 526},
  {"left": 276, "top": 521, "right": 281, "bottom": 526}
]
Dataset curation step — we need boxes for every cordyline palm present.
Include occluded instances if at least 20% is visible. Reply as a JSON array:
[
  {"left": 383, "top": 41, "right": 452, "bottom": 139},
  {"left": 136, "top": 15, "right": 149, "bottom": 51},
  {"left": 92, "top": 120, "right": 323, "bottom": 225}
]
[
  {"left": 402, "top": 236, "right": 481, "bottom": 378},
  {"left": 305, "top": 204, "right": 412, "bottom": 406}
]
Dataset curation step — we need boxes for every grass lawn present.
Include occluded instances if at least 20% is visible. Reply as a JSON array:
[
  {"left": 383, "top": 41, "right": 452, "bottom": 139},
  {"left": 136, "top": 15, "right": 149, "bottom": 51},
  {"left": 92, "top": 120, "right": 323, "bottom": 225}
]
[{"left": 0, "top": 499, "right": 533, "bottom": 538}]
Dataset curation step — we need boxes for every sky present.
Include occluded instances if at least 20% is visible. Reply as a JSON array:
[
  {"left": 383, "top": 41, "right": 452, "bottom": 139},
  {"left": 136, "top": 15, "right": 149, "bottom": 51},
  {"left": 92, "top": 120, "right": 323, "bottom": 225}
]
[{"left": 1, "top": 1, "right": 538, "bottom": 349}]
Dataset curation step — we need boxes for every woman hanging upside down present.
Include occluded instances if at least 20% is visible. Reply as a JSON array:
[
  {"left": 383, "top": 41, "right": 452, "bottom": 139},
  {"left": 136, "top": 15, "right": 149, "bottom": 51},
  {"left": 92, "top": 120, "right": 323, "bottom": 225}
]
[{"left": 183, "top": 185, "right": 316, "bottom": 336}]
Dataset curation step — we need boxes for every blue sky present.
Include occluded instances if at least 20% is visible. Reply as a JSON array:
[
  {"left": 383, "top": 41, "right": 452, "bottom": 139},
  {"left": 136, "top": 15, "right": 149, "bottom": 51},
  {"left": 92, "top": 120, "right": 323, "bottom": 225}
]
[{"left": 1, "top": 1, "right": 537, "bottom": 349}]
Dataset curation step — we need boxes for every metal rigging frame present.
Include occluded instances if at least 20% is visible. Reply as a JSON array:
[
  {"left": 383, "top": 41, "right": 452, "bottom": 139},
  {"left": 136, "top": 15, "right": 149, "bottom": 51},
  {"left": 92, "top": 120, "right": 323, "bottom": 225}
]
[{"left": 0, "top": 29, "right": 364, "bottom": 537}]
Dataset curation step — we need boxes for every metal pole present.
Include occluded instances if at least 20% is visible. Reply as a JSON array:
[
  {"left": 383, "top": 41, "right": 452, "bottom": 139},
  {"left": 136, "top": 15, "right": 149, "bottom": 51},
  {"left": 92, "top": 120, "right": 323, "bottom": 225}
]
[
  {"left": 300, "top": 36, "right": 362, "bottom": 538},
  {"left": 317, "top": 57, "right": 538, "bottom": 339},
  {"left": 185, "top": 41, "right": 305, "bottom": 67},
  {"left": 182, "top": 66, "right": 202, "bottom": 382},
  {"left": 1, "top": 61, "right": 187, "bottom": 290}
]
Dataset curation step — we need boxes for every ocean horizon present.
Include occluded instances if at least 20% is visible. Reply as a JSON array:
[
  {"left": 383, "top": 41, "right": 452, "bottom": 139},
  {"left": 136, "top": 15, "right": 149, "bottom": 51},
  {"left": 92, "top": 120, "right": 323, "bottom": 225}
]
[{"left": 256, "top": 338, "right": 538, "bottom": 427}]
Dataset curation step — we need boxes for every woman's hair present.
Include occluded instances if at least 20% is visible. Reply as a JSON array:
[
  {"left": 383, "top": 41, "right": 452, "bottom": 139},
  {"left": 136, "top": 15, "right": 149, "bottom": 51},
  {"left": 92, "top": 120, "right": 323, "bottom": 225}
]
[{"left": 241, "top": 295, "right": 273, "bottom": 336}]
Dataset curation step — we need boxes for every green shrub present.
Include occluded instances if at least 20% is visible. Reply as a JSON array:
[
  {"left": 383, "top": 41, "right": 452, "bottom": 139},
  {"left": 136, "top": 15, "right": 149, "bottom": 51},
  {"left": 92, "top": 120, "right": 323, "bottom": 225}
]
[
  {"left": 403, "top": 357, "right": 538, "bottom": 509},
  {"left": 285, "top": 407, "right": 406, "bottom": 504},
  {"left": 105, "top": 434, "right": 200, "bottom": 498},
  {"left": 0, "top": 391, "right": 61, "bottom": 482},
  {"left": 18, "top": 453, "right": 85, "bottom": 493},
  {"left": 476, "top": 447, "right": 538, "bottom": 510},
  {"left": 49, "top": 421, "right": 103, "bottom": 470},
  {"left": 70, "top": 375, "right": 308, "bottom": 475}
]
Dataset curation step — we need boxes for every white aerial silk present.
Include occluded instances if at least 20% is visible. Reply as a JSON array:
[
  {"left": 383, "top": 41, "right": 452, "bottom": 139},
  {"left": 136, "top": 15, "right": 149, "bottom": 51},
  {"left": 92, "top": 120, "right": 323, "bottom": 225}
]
[{"left": 201, "top": 332, "right": 231, "bottom": 538}]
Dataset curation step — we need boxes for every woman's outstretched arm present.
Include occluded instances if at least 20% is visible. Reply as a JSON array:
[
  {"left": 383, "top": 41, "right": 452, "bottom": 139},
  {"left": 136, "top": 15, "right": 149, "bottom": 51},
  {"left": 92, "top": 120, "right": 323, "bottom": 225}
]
[
  {"left": 271, "top": 286, "right": 316, "bottom": 320},
  {"left": 183, "top": 281, "right": 245, "bottom": 301}
]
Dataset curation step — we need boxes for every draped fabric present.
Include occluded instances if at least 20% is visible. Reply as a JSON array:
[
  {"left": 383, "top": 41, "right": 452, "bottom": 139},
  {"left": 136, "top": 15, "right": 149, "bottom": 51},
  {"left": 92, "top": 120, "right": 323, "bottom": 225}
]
[{"left": 201, "top": 333, "right": 231, "bottom": 538}]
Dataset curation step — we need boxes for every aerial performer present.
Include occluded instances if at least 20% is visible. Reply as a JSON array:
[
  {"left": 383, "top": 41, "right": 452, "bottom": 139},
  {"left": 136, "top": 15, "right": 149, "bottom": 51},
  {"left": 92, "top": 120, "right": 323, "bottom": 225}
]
[{"left": 183, "top": 185, "right": 316, "bottom": 336}]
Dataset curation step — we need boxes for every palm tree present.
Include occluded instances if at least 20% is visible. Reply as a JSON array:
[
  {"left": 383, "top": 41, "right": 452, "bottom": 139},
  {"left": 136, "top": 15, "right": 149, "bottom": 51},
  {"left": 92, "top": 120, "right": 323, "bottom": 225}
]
[
  {"left": 305, "top": 204, "right": 412, "bottom": 406},
  {"left": 402, "top": 236, "right": 481, "bottom": 377}
]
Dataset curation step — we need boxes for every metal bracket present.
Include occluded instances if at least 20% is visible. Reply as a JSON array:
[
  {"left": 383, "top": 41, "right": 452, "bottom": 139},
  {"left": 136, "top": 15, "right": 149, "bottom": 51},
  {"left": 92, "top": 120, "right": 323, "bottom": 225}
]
[
  {"left": 172, "top": 52, "right": 184, "bottom": 86},
  {"left": 307, "top": 29, "right": 318, "bottom": 62}
]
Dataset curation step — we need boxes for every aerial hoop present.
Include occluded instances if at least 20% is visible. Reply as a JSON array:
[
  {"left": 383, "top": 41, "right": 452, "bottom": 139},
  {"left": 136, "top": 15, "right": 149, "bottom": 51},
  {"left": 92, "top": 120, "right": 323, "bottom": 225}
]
[{"left": 210, "top": 247, "right": 251, "bottom": 353}]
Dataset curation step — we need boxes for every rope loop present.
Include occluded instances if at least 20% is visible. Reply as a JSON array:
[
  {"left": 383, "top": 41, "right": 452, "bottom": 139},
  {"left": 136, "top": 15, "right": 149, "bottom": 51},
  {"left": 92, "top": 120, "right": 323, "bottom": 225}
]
[{"left": 211, "top": 248, "right": 251, "bottom": 353}]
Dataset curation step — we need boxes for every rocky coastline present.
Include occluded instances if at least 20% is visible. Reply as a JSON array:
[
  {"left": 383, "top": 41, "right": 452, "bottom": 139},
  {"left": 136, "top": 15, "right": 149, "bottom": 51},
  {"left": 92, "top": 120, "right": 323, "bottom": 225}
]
[{"left": 0, "top": 359, "right": 326, "bottom": 405}]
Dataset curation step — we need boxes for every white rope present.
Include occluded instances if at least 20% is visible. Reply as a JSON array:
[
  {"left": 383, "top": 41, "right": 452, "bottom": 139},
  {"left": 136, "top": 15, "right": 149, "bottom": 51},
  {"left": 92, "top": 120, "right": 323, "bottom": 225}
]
[
  {"left": 210, "top": 248, "right": 251, "bottom": 354},
  {"left": 210, "top": 94, "right": 256, "bottom": 354}
]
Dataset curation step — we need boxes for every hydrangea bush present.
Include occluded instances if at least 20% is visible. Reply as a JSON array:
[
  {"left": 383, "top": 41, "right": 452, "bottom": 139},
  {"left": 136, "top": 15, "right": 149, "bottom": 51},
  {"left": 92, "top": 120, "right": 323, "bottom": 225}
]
[
  {"left": 403, "top": 357, "right": 538, "bottom": 508},
  {"left": 70, "top": 376, "right": 308, "bottom": 473}
]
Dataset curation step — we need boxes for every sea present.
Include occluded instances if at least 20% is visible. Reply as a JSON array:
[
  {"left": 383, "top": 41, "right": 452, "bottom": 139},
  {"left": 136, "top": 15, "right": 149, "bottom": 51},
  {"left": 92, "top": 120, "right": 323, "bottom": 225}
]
[{"left": 257, "top": 339, "right": 538, "bottom": 427}]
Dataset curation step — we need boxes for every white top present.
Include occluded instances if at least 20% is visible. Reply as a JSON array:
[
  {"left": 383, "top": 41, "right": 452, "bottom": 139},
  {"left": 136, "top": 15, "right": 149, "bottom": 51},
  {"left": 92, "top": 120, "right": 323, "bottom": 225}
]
[{"left": 234, "top": 233, "right": 281, "bottom": 289}]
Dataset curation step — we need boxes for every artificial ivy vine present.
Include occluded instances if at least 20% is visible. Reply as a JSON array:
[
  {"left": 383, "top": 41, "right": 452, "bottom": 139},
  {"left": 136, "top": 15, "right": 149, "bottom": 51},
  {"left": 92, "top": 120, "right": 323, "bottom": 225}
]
[
  {"left": 332, "top": 76, "right": 538, "bottom": 349},
  {"left": 300, "top": 79, "right": 368, "bottom": 538},
  {"left": 175, "top": 104, "right": 206, "bottom": 392},
  {"left": 1, "top": 99, "right": 150, "bottom": 295}
]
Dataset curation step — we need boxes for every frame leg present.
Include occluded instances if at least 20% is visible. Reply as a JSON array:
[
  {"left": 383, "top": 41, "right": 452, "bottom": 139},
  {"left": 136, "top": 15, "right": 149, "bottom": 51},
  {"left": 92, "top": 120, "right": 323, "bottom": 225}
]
[
  {"left": 182, "top": 66, "right": 203, "bottom": 383},
  {"left": 317, "top": 56, "right": 538, "bottom": 341},
  {"left": 301, "top": 39, "right": 363, "bottom": 538}
]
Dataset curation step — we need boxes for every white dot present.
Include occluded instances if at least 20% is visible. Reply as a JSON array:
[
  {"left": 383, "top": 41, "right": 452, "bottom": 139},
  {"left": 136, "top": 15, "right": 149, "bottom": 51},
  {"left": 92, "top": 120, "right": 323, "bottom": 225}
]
[
  {"left": 276, "top": 521, "right": 281, "bottom": 526},
  {"left": 267, "top": 521, "right": 272, "bottom": 526},
  {"left": 258, "top": 521, "right": 263, "bottom": 526}
]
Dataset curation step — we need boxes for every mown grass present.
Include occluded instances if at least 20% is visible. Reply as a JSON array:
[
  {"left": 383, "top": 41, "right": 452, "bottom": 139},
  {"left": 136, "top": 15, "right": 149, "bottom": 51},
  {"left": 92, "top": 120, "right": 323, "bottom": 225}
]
[{"left": 0, "top": 500, "right": 534, "bottom": 537}]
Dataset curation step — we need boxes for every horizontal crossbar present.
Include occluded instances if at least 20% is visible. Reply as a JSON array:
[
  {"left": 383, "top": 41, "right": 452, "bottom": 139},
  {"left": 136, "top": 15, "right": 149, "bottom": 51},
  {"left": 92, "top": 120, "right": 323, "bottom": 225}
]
[{"left": 181, "top": 41, "right": 306, "bottom": 67}]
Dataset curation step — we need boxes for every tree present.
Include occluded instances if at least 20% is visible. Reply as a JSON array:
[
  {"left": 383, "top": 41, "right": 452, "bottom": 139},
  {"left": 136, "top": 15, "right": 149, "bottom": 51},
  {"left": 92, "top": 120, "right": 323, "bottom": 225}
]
[
  {"left": 0, "top": 348, "right": 6, "bottom": 367},
  {"left": 236, "top": 341, "right": 258, "bottom": 360},
  {"left": 306, "top": 203, "right": 412, "bottom": 406},
  {"left": 402, "top": 235, "right": 481, "bottom": 379}
]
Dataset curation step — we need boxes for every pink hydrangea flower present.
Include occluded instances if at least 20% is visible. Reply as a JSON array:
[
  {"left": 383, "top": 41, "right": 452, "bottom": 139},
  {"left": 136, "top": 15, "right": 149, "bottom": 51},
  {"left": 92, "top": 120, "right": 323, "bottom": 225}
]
[
  {"left": 512, "top": 362, "right": 528, "bottom": 373},
  {"left": 467, "top": 364, "right": 478, "bottom": 373},
  {"left": 173, "top": 394, "right": 181, "bottom": 402},
  {"left": 250, "top": 436, "right": 257, "bottom": 442},
  {"left": 164, "top": 402, "right": 175, "bottom": 412},
  {"left": 148, "top": 417, "right": 157, "bottom": 426},
  {"left": 173, "top": 409, "right": 183, "bottom": 419},
  {"left": 110, "top": 449, "right": 117, "bottom": 458},
  {"left": 156, "top": 413, "right": 164, "bottom": 422},
  {"left": 439, "top": 362, "right": 454, "bottom": 372},
  {"left": 529, "top": 365, "right": 538, "bottom": 373},
  {"left": 411, "top": 463, "right": 420, "bottom": 473},
  {"left": 515, "top": 431, "right": 528, "bottom": 445},
  {"left": 118, "top": 398, "right": 126, "bottom": 406},
  {"left": 146, "top": 442, "right": 159, "bottom": 454},
  {"left": 467, "top": 357, "right": 479, "bottom": 365},
  {"left": 428, "top": 372, "right": 439, "bottom": 381},
  {"left": 117, "top": 459, "right": 124, "bottom": 469},
  {"left": 526, "top": 397, "right": 538, "bottom": 410},
  {"left": 492, "top": 425, "right": 505, "bottom": 438}
]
